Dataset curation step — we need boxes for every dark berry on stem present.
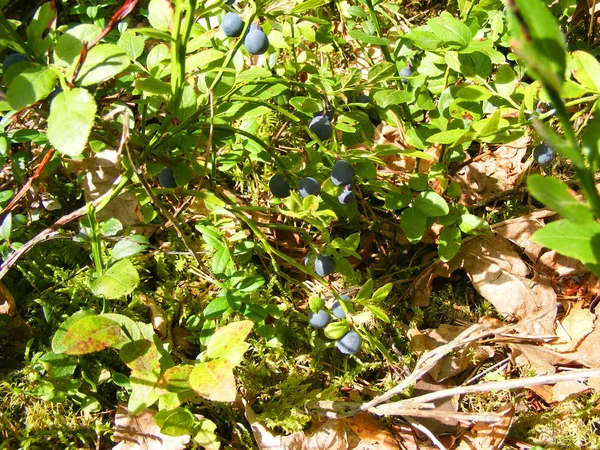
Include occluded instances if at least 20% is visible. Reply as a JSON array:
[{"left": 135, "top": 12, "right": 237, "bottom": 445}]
[
  {"left": 336, "top": 330, "right": 361, "bottom": 354},
  {"left": 269, "top": 173, "right": 290, "bottom": 198},
  {"left": 298, "top": 177, "right": 321, "bottom": 198},
  {"left": 314, "top": 255, "right": 335, "bottom": 277}
]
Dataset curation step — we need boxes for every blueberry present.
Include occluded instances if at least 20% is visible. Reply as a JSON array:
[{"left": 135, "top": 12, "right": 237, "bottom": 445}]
[
  {"left": 308, "top": 115, "right": 333, "bottom": 140},
  {"left": 338, "top": 187, "right": 355, "bottom": 205},
  {"left": 225, "top": 0, "right": 235, "bottom": 4},
  {"left": 244, "top": 24, "right": 269, "bottom": 55},
  {"left": 400, "top": 66, "right": 413, "bottom": 77},
  {"left": 3, "top": 53, "right": 29, "bottom": 73},
  {"left": 331, "top": 299, "right": 346, "bottom": 319},
  {"left": 221, "top": 12, "right": 244, "bottom": 37},
  {"left": 158, "top": 167, "right": 177, "bottom": 188},
  {"left": 269, "top": 173, "right": 290, "bottom": 198},
  {"left": 298, "top": 177, "right": 321, "bottom": 198},
  {"left": 331, "top": 160, "right": 355, "bottom": 186},
  {"left": 533, "top": 143, "right": 555, "bottom": 166},
  {"left": 314, "top": 255, "right": 335, "bottom": 277},
  {"left": 336, "top": 330, "right": 361, "bottom": 354},
  {"left": 304, "top": 251, "right": 314, "bottom": 266},
  {"left": 313, "top": 108, "right": 334, "bottom": 121},
  {"left": 308, "top": 309, "right": 330, "bottom": 328},
  {"left": 355, "top": 94, "right": 371, "bottom": 104}
]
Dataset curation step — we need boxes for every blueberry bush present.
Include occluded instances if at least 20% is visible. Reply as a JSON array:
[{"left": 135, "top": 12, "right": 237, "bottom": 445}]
[{"left": 1, "top": 0, "right": 600, "bottom": 448}]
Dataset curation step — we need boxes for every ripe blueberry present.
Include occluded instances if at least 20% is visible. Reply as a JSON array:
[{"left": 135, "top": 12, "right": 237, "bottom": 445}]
[
  {"left": 338, "top": 187, "right": 355, "bottom": 205},
  {"left": 269, "top": 173, "right": 290, "bottom": 198},
  {"left": 336, "top": 330, "right": 361, "bottom": 354},
  {"left": 313, "top": 108, "right": 334, "bottom": 121},
  {"left": 244, "top": 24, "right": 269, "bottom": 55},
  {"left": 355, "top": 94, "right": 371, "bottom": 104},
  {"left": 331, "top": 160, "right": 355, "bottom": 186},
  {"left": 400, "top": 66, "right": 413, "bottom": 77},
  {"left": 533, "top": 143, "right": 555, "bottom": 166},
  {"left": 221, "top": 12, "right": 244, "bottom": 37},
  {"left": 298, "top": 177, "right": 321, "bottom": 198},
  {"left": 3, "top": 53, "right": 29, "bottom": 73},
  {"left": 308, "top": 309, "right": 330, "bottom": 328},
  {"left": 308, "top": 115, "right": 333, "bottom": 140},
  {"left": 331, "top": 299, "right": 347, "bottom": 319},
  {"left": 314, "top": 255, "right": 335, "bottom": 277},
  {"left": 158, "top": 167, "right": 177, "bottom": 188}
]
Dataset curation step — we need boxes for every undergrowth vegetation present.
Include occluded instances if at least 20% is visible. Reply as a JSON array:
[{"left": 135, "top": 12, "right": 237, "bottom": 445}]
[{"left": 1, "top": 0, "right": 600, "bottom": 448}]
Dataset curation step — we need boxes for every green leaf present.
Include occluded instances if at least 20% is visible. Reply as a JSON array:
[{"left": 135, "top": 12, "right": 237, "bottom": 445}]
[
  {"left": 365, "top": 304, "right": 391, "bottom": 323},
  {"left": 532, "top": 219, "right": 600, "bottom": 274},
  {"left": 507, "top": 0, "right": 566, "bottom": 91},
  {"left": 135, "top": 77, "right": 172, "bottom": 95},
  {"left": 51, "top": 309, "right": 97, "bottom": 353},
  {"left": 414, "top": 191, "right": 450, "bottom": 217},
  {"left": 111, "top": 238, "right": 147, "bottom": 260},
  {"left": 400, "top": 207, "right": 427, "bottom": 243},
  {"left": 48, "top": 88, "right": 97, "bottom": 157},
  {"left": 438, "top": 225, "right": 462, "bottom": 262},
  {"left": 428, "top": 12, "right": 472, "bottom": 47},
  {"left": 356, "top": 278, "right": 374, "bottom": 301},
  {"left": 323, "top": 321, "right": 350, "bottom": 339},
  {"left": 91, "top": 259, "right": 140, "bottom": 299},
  {"left": 309, "top": 295, "right": 325, "bottom": 313},
  {"left": 148, "top": 0, "right": 174, "bottom": 31},
  {"left": 54, "top": 24, "right": 102, "bottom": 67},
  {"left": 26, "top": 3, "right": 56, "bottom": 55},
  {"left": 494, "top": 65, "right": 517, "bottom": 97},
  {"left": 372, "top": 89, "right": 412, "bottom": 108},
  {"left": 76, "top": 44, "right": 130, "bottom": 86},
  {"left": 118, "top": 30, "right": 145, "bottom": 60},
  {"left": 193, "top": 419, "right": 220, "bottom": 450},
  {"left": 371, "top": 283, "right": 393, "bottom": 302},
  {"left": 582, "top": 102, "right": 600, "bottom": 171},
  {"left": 458, "top": 213, "right": 490, "bottom": 234},
  {"left": 367, "top": 62, "right": 397, "bottom": 83},
  {"left": 128, "top": 368, "right": 160, "bottom": 413},
  {"left": 7, "top": 65, "right": 58, "bottom": 110},
  {"left": 405, "top": 26, "right": 443, "bottom": 51},
  {"left": 348, "top": 29, "right": 390, "bottom": 46},
  {"left": 189, "top": 359, "right": 237, "bottom": 402},
  {"left": 527, "top": 175, "right": 594, "bottom": 223},
  {"left": 569, "top": 51, "right": 600, "bottom": 93},
  {"left": 206, "top": 320, "right": 253, "bottom": 365},
  {"left": 53, "top": 315, "right": 122, "bottom": 355},
  {"left": 155, "top": 407, "right": 195, "bottom": 436}
]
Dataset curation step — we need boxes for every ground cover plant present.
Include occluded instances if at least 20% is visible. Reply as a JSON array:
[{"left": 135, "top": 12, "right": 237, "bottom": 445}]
[{"left": 1, "top": 0, "right": 600, "bottom": 448}]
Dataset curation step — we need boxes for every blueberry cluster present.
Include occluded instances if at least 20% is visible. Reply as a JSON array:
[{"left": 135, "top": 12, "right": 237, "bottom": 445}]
[
  {"left": 269, "top": 159, "right": 356, "bottom": 206},
  {"left": 308, "top": 295, "right": 362, "bottom": 354},
  {"left": 220, "top": 4, "right": 269, "bottom": 55}
]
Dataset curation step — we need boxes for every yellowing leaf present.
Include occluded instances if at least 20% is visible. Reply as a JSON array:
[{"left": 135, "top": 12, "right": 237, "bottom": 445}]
[
  {"left": 206, "top": 320, "right": 253, "bottom": 365},
  {"left": 189, "top": 359, "right": 237, "bottom": 402}
]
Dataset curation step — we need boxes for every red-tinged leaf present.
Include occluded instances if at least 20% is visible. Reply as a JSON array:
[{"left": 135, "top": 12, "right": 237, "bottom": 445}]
[
  {"left": 120, "top": 339, "right": 160, "bottom": 374},
  {"left": 56, "top": 315, "right": 122, "bottom": 355}
]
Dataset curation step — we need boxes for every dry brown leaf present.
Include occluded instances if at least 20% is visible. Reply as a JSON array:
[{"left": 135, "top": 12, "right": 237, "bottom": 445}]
[
  {"left": 455, "top": 403, "right": 514, "bottom": 450},
  {"left": 453, "top": 136, "right": 529, "bottom": 203},
  {"left": 407, "top": 325, "right": 494, "bottom": 382},
  {"left": 491, "top": 209, "right": 555, "bottom": 264},
  {"left": 536, "top": 250, "right": 589, "bottom": 277},
  {"left": 528, "top": 380, "right": 589, "bottom": 404},
  {"left": 344, "top": 413, "right": 400, "bottom": 449},
  {"left": 0, "top": 280, "right": 16, "bottom": 316},
  {"left": 456, "top": 235, "right": 556, "bottom": 336},
  {"left": 550, "top": 302, "right": 595, "bottom": 353},
  {"left": 113, "top": 404, "right": 190, "bottom": 450},
  {"left": 562, "top": 316, "right": 600, "bottom": 368},
  {"left": 411, "top": 374, "right": 460, "bottom": 436},
  {"left": 245, "top": 400, "right": 399, "bottom": 450},
  {"left": 66, "top": 150, "right": 143, "bottom": 230},
  {"left": 509, "top": 343, "right": 568, "bottom": 375}
]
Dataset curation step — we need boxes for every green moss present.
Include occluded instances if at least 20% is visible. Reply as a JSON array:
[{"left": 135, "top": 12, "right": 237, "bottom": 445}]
[{"left": 508, "top": 394, "right": 600, "bottom": 450}]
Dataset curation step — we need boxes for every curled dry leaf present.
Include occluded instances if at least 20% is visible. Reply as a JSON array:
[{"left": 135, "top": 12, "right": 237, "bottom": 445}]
[
  {"left": 244, "top": 399, "right": 399, "bottom": 450},
  {"left": 407, "top": 325, "right": 494, "bottom": 382},
  {"left": 412, "top": 234, "right": 558, "bottom": 336},
  {"left": 550, "top": 301, "right": 595, "bottom": 353},
  {"left": 113, "top": 404, "right": 190, "bottom": 450},
  {"left": 455, "top": 402, "right": 514, "bottom": 450},
  {"left": 453, "top": 136, "right": 530, "bottom": 204},
  {"left": 493, "top": 209, "right": 588, "bottom": 277}
]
